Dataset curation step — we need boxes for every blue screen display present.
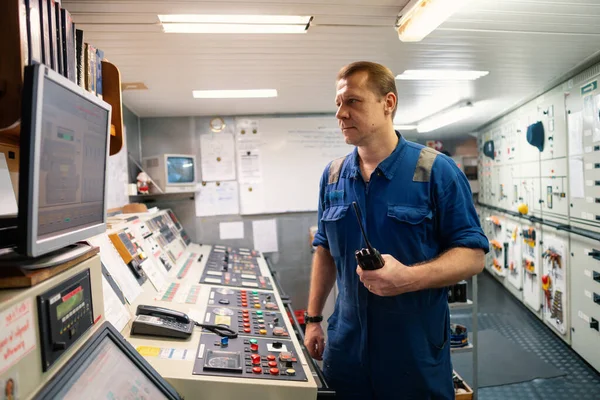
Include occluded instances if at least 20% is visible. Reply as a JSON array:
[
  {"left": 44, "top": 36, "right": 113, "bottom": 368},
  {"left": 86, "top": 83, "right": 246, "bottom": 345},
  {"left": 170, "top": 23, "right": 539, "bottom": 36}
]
[{"left": 166, "top": 157, "right": 195, "bottom": 184}]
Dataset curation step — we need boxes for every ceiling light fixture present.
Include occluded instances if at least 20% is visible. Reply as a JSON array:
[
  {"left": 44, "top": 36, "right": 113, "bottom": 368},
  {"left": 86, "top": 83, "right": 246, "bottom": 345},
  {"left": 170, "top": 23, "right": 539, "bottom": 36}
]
[
  {"left": 192, "top": 89, "right": 278, "bottom": 99},
  {"left": 396, "top": 70, "right": 489, "bottom": 81},
  {"left": 159, "top": 14, "right": 313, "bottom": 34},
  {"left": 417, "top": 101, "right": 473, "bottom": 133},
  {"left": 395, "top": 0, "right": 472, "bottom": 42},
  {"left": 393, "top": 125, "right": 418, "bottom": 130}
]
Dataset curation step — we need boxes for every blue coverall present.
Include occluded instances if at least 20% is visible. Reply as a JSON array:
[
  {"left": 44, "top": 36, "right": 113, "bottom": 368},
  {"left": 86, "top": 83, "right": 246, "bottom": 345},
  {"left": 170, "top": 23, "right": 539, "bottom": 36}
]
[{"left": 312, "top": 134, "right": 489, "bottom": 399}]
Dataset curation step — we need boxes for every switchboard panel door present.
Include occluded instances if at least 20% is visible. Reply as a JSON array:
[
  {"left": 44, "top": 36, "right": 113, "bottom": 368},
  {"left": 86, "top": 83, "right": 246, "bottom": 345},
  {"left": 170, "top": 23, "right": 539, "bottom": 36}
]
[
  {"left": 506, "top": 219, "right": 523, "bottom": 292},
  {"left": 540, "top": 158, "right": 569, "bottom": 222},
  {"left": 569, "top": 233, "right": 600, "bottom": 371},
  {"left": 488, "top": 214, "right": 506, "bottom": 278},
  {"left": 539, "top": 88, "right": 568, "bottom": 161},
  {"left": 541, "top": 229, "right": 570, "bottom": 343},
  {"left": 522, "top": 223, "right": 542, "bottom": 315}
]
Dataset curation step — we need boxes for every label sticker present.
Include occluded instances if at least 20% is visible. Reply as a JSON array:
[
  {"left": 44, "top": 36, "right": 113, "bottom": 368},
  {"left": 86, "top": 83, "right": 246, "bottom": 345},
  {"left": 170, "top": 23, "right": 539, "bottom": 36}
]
[{"left": 0, "top": 299, "right": 36, "bottom": 375}]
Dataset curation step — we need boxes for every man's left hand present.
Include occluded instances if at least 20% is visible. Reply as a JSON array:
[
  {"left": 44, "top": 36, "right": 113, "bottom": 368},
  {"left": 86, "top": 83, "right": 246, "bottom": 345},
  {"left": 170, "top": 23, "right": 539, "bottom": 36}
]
[{"left": 356, "top": 254, "right": 418, "bottom": 296}]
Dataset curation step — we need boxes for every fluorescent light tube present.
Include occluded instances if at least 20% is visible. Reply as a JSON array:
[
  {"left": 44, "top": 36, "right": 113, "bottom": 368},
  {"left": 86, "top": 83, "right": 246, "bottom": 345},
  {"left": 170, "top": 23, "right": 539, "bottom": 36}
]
[
  {"left": 396, "top": 70, "right": 489, "bottom": 81},
  {"left": 158, "top": 14, "right": 312, "bottom": 25},
  {"left": 192, "top": 89, "right": 278, "bottom": 99},
  {"left": 393, "top": 125, "right": 417, "bottom": 130},
  {"left": 396, "top": 0, "right": 471, "bottom": 42},
  {"left": 162, "top": 23, "right": 308, "bottom": 34},
  {"left": 417, "top": 102, "right": 473, "bottom": 133}
]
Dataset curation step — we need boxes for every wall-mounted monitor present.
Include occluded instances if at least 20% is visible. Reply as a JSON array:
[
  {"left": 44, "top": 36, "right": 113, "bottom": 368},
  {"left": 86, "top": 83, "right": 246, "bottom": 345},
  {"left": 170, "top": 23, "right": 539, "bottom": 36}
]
[
  {"left": 142, "top": 154, "right": 197, "bottom": 193},
  {"left": 18, "top": 64, "right": 111, "bottom": 257}
]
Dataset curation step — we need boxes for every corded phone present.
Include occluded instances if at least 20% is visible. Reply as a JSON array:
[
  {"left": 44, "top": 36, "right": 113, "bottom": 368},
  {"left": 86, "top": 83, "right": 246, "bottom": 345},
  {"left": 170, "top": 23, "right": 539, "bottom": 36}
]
[
  {"left": 131, "top": 305, "right": 194, "bottom": 339},
  {"left": 130, "top": 305, "right": 238, "bottom": 339}
]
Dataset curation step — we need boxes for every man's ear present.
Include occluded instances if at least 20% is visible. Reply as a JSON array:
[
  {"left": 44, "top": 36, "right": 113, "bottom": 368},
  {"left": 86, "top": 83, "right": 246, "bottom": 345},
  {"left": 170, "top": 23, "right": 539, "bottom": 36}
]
[{"left": 384, "top": 92, "right": 397, "bottom": 115}]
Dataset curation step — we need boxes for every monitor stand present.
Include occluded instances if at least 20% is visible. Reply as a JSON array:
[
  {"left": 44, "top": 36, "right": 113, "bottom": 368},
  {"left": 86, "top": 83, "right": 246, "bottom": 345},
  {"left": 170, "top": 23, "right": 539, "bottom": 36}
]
[{"left": 0, "top": 242, "right": 94, "bottom": 270}]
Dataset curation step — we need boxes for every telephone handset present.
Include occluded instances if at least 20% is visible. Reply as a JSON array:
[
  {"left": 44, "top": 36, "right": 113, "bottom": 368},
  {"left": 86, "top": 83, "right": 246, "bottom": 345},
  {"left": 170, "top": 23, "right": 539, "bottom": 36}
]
[
  {"left": 130, "top": 305, "right": 238, "bottom": 340},
  {"left": 131, "top": 305, "right": 194, "bottom": 339}
]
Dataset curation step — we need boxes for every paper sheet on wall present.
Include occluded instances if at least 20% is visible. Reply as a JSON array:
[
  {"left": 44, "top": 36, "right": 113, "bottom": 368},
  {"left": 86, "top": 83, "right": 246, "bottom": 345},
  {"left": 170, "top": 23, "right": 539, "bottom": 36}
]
[
  {"left": 594, "top": 95, "right": 600, "bottom": 143},
  {"left": 200, "top": 132, "right": 236, "bottom": 181},
  {"left": 238, "top": 148, "right": 263, "bottom": 183},
  {"left": 106, "top": 126, "right": 129, "bottom": 210},
  {"left": 252, "top": 219, "right": 278, "bottom": 253},
  {"left": 239, "top": 182, "right": 266, "bottom": 215},
  {"left": 219, "top": 221, "right": 245, "bottom": 240},
  {"left": 569, "top": 156, "right": 585, "bottom": 199},
  {"left": 568, "top": 111, "right": 583, "bottom": 156},
  {"left": 0, "top": 153, "right": 17, "bottom": 216},
  {"left": 101, "top": 276, "right": 131, "bottom": 333},
  {"left": 87, "top": 234, "right": 142, "bottom": 303},
  {"left": 195, "top": 181, "right": 240, "bottom": 216}
]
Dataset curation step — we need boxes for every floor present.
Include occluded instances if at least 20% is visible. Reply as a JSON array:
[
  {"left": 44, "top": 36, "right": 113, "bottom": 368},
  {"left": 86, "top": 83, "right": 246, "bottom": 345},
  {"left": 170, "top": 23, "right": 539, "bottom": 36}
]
[{"left": 452, "top": 271, "right": 600, "bottom": 399}]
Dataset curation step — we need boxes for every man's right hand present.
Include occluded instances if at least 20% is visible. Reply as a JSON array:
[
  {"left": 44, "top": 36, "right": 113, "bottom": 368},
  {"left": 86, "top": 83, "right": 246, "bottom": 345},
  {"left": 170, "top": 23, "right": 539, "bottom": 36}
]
[{"left": 304, "top": 323, "right": 325, "bottom": 360}]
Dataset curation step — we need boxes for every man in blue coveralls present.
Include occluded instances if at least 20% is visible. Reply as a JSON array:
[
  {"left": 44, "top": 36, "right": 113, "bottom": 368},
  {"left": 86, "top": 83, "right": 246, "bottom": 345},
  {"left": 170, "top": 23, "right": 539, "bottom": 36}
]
[{"left": 304, "top": 61, "right": 489, "bottom": 399}]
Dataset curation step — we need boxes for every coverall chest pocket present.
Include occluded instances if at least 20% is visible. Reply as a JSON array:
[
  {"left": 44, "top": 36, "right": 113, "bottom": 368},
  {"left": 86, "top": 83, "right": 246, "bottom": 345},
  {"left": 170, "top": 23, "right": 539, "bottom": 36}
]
[
  {"left": 386, "top": 205, "right": 434, "bottom": 263},
  {"left": 321, "top": 205, "right": 350, "bottom": 258}
]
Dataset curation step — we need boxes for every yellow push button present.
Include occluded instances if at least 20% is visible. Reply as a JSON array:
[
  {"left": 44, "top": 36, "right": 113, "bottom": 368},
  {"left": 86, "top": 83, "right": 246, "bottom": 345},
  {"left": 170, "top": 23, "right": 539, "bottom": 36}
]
[
  {"left": 254, "top": 304, "right": 261, "bottom": 309},
  {"left": 259, "top": 329, "right": 267, "bottom": 335},
  {"left": 286, "top": 369, "right": 296, "bottom": 376}
]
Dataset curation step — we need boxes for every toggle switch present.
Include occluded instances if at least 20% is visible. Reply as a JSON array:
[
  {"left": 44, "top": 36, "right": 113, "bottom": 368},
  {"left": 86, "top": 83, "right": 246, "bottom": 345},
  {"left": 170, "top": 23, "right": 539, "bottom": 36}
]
[
  {"left": 594, "top": 271, "right": 600, "bottom": 283},
  {"left": 590, "top": 317, "right": 599, "bottom": 332},
  {"left": 594, "top": 293, "right": 600, "bottom": 305}
]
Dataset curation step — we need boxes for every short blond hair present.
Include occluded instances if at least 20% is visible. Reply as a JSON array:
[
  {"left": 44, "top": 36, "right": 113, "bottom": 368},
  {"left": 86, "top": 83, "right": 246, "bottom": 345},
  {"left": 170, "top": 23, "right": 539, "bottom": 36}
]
[{"left": 337, "top": 61, "right": 398, "bottom": 119}]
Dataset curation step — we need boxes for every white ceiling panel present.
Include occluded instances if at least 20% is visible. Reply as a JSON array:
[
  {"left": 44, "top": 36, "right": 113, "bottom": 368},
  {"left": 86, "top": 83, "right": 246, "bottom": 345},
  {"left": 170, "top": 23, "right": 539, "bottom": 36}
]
[{"left": 63, "top": 0, "right": 600, "bottom": 139}]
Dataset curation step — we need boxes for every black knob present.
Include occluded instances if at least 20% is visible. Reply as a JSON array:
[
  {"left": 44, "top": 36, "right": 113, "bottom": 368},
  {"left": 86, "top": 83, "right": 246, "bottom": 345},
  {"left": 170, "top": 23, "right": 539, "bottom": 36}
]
[
  {"left": 593, "top": 293, "right": 600, "bottom": 305},
  {"left": 590, "top": 318, "right": 599, "bottom": 332},
  {"left": 266, "top": 295, "right": 271, "bottom": 301},
  {"left": 594, "top": 271, "right": 600, "bottom": 283},
  {"left": 285, "top": 360, "right": 294, "bottom": 368},
  {"left": 53, "top": 342, "right": 67, "bottom": 351},
  {"left": 273, "top": 317, "right": 279, "bottom": 325},
  {"left": 272, "top": 341, "right": 282, "bottom": 349}
]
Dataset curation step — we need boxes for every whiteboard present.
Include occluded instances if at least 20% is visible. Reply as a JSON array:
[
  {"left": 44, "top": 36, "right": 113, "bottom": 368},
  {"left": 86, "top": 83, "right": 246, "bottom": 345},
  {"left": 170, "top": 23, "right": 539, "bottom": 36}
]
[{"left": 235, "top": 117, "right": 352, "bottom": 215}]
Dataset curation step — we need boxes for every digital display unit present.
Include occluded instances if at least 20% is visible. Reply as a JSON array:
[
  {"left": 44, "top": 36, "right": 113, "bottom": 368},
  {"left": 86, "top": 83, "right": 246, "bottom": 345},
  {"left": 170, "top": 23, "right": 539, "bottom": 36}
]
[
  {"left": 33, "top": 321, "right": 182, "bottom": 400},
  {"left": 167, "top": 156, "right": 195, "bottom": 184},
  {"left": 18, "top": 64, "right": 111, "bottom": 257}
]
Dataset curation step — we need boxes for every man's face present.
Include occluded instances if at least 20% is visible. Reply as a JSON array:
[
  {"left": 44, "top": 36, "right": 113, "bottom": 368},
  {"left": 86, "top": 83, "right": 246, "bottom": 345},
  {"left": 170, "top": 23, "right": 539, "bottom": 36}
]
[{"left": 335, "top": 71, "right": 389, "bottom": 146}]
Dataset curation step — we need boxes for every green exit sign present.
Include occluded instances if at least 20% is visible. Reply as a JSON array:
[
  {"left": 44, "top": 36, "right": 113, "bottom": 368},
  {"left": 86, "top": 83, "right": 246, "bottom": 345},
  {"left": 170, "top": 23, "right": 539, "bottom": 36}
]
[{"left": 581, "top": 80, "right": 598, "bottom": 95}]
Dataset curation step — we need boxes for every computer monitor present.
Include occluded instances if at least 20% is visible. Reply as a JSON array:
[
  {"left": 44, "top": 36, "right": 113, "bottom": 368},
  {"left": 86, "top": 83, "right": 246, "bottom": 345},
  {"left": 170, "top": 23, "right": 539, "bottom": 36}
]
[
  {"left": 18, "top": 64, "right": 111, "bottom": 257},
  {"left": 33, "top": 321, "right": 181, "bottom": 400},
  {"left": 142, "top": 154, "right": 196, "bottom": 193}
]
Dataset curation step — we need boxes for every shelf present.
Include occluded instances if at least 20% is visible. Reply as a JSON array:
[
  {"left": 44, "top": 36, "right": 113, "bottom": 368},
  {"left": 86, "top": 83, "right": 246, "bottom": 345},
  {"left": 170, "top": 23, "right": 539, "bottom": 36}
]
[
  {"left": 451, "top": 343, "right": 473, "bottom": 354},
  {"left": 129, "top": 192, "right": 195, "bottom": 202},
  {"left": 449, "top": 300, "right": 473, "bottom": 310}
]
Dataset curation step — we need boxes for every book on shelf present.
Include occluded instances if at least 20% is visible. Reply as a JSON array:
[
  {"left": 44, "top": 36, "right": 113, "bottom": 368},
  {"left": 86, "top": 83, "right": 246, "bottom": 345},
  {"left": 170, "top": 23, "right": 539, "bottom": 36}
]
[
  {"left": 54, "top": 0, "right": 63, "bottom": 74},
  {"left": 75, "top": 29, "right": 84, "bottom": 88},
  {"left": 85, "top": 42, "right": 97, "bottom": 95},
  {"left": 38, "top": 0, "right": 51, "bottom": 67},
  {"left": 46, "top": 0, "right": 58, "bottom": 70},
  {"left": 96, "top": 48, "right": 104, "bottom": 99},
  {"left": 25, "top": 0, "right": 42, "bottom": 64},
  {"left": 60, "top": 8, "right": 75, "bottom": 83}
]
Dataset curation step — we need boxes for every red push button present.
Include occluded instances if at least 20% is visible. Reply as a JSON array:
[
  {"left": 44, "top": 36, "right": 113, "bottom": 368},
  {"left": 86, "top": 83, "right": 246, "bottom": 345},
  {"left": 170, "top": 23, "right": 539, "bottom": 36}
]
[
  {"left": 267, "top": 355, "right": 276, "bottom": 361},
  {"left": 244, "top": 328, "right": 251, "bottom": 333},
  {"left": 243, "top": 318, "right": 250, "bottom": 323},
  {"left": 252, "top": 366, "right": 262, "bottom": 374},
  {"left": 243, "top": 323, "right": 251, "bottom": 327},
  {"left": 251, "top": 354, "right": 261, "bottom": 364},
  {"left": 268, "top": 361, "right": 277, "bottom": 368},
  {"left": 270, "top": 368, "right": 280, "bottom": 375},
  {"left": 250, "top": 343, "right": 259, "bottom": 352}
]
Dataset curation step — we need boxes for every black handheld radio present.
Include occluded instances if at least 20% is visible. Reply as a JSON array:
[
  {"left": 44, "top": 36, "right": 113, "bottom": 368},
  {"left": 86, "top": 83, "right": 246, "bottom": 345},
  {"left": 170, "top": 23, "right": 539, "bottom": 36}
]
[{"left": 352, "top": 202, "right": 384, "bottom": 270}]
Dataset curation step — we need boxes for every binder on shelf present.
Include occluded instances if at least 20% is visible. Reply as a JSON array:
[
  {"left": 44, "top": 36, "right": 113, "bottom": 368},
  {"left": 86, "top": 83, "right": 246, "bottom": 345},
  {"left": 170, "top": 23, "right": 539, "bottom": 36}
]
[
  {"left": 26, "top": 0, "right": 42, "bottom": 64},
  {"left": 19, "top": 0, "right": 30, "bottom": 67},
  {"left": 38, "top": 0, "right": 51, "bottom": 66},
  {"left": 85, "top": 43, "right": 97, "bottom": 94},
  {"left": 60, "top": 8, "right": 75, "bottom": 82},
  {"left": 46, "top": 0, "right": 58, "bottom": 70},
  {"left": 75, "top": 28, "right": 84, "bottom": 88},
  {"left": 96, "top": 48, "right": 104, "bottom": 99},
  {"left": 54, "top": 0, "right": 63, "bottom": 74}
]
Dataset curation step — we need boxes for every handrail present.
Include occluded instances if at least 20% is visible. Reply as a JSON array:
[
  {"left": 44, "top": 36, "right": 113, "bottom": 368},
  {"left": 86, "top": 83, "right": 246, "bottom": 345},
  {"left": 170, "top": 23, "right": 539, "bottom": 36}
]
[{"left": 477, "top": 202, "right": 600, "bottom": 242}]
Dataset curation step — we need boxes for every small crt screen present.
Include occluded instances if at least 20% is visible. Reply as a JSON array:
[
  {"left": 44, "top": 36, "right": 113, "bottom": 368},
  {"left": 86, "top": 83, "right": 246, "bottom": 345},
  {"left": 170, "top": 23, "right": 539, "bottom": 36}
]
[
  {"left": 166, "top": 156, "right": 195, "bottom": 184},
  {"left": 52, "top": 336, "right": 169, "bottom": 400}
]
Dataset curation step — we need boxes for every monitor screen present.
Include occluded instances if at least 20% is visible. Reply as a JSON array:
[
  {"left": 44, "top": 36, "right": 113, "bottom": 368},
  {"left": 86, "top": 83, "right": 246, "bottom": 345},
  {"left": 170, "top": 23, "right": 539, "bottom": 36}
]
[
  {"left": 37, "top": 76, "right": 108, "bottom": 240},
  {"left": 166, "top": 156, "right": 195, "bottom": 184},
  {"left": 51, "top": 335, "right": 170, "bottom": 400}
]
